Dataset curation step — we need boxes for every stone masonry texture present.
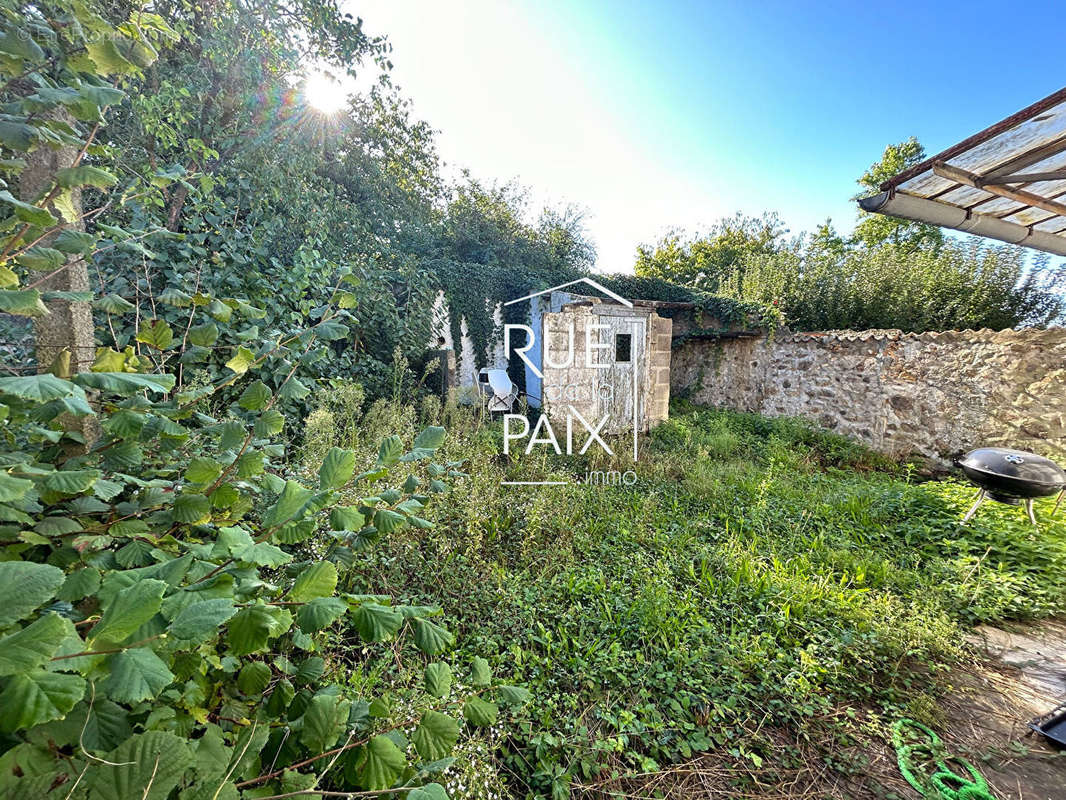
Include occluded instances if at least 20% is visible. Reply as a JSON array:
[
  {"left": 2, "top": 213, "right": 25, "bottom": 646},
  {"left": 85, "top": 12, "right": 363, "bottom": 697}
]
[{"left": 671, "top": 328, "right": 1066, "bottom": 465}]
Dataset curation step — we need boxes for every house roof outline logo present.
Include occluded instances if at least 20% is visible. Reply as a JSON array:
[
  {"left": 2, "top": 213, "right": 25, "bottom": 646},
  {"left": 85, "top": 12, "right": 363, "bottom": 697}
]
[{"left": 503, "top": 277, "right": 633, "bottom": 309}]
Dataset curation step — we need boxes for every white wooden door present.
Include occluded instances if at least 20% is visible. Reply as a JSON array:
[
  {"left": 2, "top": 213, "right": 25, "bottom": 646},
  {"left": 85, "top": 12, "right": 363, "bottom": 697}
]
[{"left": 593, "top": 314, "right": 644, "bottom": 434}]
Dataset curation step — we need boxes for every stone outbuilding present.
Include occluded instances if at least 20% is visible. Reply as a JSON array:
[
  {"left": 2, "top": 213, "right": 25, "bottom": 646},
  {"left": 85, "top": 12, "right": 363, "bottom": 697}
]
[{"left": 525, "top": 288, "right": 672, "bottom": 434}]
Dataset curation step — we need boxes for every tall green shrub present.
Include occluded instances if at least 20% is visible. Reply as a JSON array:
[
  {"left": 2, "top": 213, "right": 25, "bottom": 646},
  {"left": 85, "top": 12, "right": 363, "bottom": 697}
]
[{"left": 0, "top": 3, "right": 527, "bottom": 797}]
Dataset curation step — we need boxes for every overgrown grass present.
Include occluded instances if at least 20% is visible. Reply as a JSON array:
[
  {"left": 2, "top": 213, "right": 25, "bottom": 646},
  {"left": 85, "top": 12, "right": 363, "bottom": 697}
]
[{"left": 305, "top": 392, "right": 1066, "bottom": 798}]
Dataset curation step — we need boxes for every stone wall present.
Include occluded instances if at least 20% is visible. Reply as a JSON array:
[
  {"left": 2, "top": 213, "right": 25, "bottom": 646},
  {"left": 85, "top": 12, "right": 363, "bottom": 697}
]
[
  {"left": 647, "top": 313, "right": 673, "bottom": 426},
  {"left": 671, "top": 328, "right": 1066, "bottom": 463}
]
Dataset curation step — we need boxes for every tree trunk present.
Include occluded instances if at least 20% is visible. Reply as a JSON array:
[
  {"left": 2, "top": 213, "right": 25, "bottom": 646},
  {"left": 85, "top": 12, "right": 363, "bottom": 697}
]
[{"left": 20, "top": 111, "right": 97, "bottom": 445}]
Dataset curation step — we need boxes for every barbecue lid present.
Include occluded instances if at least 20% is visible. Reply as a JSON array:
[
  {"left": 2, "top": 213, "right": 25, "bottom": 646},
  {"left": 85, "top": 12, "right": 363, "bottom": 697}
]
[{"left": 957, "top": 448, "right": 1066, "bottom": 487}]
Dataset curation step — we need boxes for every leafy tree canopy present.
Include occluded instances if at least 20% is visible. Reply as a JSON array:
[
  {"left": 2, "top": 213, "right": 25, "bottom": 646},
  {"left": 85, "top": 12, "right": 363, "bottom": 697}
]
[
  {"left": 853, "top": 136, "right": 944, "bottom": 251},
  {"left": 633, "top": 212, "right": 787, "bottom": 293}
]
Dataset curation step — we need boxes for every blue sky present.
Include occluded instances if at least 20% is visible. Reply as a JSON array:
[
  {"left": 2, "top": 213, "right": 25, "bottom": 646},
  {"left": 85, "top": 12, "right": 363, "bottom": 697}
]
[{"left": 347, "top": 1, "right": 1066, "bottom": 272}]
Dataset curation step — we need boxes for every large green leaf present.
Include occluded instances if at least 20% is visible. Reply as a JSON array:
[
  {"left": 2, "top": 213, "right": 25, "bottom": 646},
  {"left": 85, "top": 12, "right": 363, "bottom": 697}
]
[
  {"left": 462, "top": 697, "right": 498, "bottom": 728},
  {"left": 424, "top": 662, "right": 452, "bottom": 699},
  {"left": 93, "top": 293, "right": 136, "bottom": 314},
  {"left": 53, "top": 228, "right": 96, "bottom": 255},
  {"left": 207, "top": 298, "right": 232, "bottom": 322},
  {"left": 157, "top": 287, "right": 193, "bottom": 307},
  {"left": 274, "top": 519, "right": 315, "bottom": 544},
  {"left": 314, "top": 319, "right": 348, "bottom": 340},
  {"left": 299, "top": 694, "right": 350, "bottom": 753},
  {"left": 90, "top": 346, "right": 132, "bottom": 374},
  {"left": 57, "top": 567, "right": 101, "bottom": 602},
  {"left": 295, "top": 657, "right": 324, "bottom": 684},
  {"left": 87, "top": 731, "right": 193, "bottom": 800},
  {"left": 90, "top": 578, "right": 166, "bottom": 645},
  {"left": 0, "top": 120, "right": 38, "bottom": 152},
  {"left": 184, "top": 457, "right": 222, "bottom": 484},
  {"left": 288, "top": 562, "right": 337, "bottom": 603},
  {"left": 172, "top": 492, "right": 211, "bottom": 523},
  {"left": 236, "top": 661, "right": 271, "bottom": 695},
  {"left": 168, "top": 598, "right": 236, "bottom": 640},
  {"left": 0, "top": 562, "right": 64, "bottom": 628},
  {"left": 498, "top": 685, "right": 532, "bottom": 707},
  {"left": 218, "top": 421, "right": 245, "bottom": 451},
  {"left": 234, "top": 541, "right": 290, "bottom": 567},
  {"left": 0, "top": 288, "right": 49, "bottom": 316},
  {"left": 43, "top": 469, "right": 99, "bottom": 495},
  {"left": 262, "top": 480, "right": 312, "bottom": 527},
  {"left": 15, "top": 246, "right": 65, "bottom": 271},
  {"left": 79, "top": 84, "right": 126, "bottom": 108},
  {"left": 74, "top": 371, "right": 175, "bottom": 395},
  {"left": 0, "top": 373, "right": 80, "bottom": 402},
  {"left": 0, "top": 670, "right": 85, "bottom": 732},
  {"left": 0, "top": 190, "right": 53, "bottom": 224},
  {"left": 44, "top": 697, "right": 131, "bottom": 753},
  {"left": 238, "top": 380, "right": 271, "bottom": 410},
  {"left": 470, "top": 656, "right": 492, "bottom": 687},
  {"left": 0, "top": 471, "right": 33, "bottom": 503},
  {"left": 253, "top": 408, "right": 284, "bottom": 438},
  {"left": 0, "top": 30, "right": 45, "bottom": 60},
  {"left": 295, "top": 597, "right": 347, "bottom": 632},
  {"left": 102, "top": 647, "right": 174, "bottom": 703},
  {"left": 413, "top": 618, "right": 454, "bottom": 655},
  {"left": 412, "top": 711, "right": 459, "bottom": 762},
  {"left": 319, "top": 447, "right": 356, "bottom": 490},
  {"left": 317, "top": 448, "right": 360, "bottom": 492},
  {"left": 360, "top": 734, "right": 405, "bottom": 790},
  {"left": 188, "top": 321, "right": 218, "bottom": 347},
  {"left": 351, "top": 603, "right": 403, "bottom": 643},
  {"left": 414, "top": 426, "right": 446, "bottom": 451},
  {"left": 329, "top": 506, "right": 363, "bottom": 532},
  {"left": 227, "top": 604, "right": 275, "bottom": 656},
  {"left": 374, "top": 509, "right": 406, "bottom": 534},
  {"left": 0, "top": 613, "right": 74, "bottom": 676},
  {"left": 134, "top": 318, "right": 174, "bottom": 350},
  {"left": 278, "top": 376, "right": 310, "bottom": 400},
  {"left": 55, "top": 165, "right": 118, "bottom": 189},
  {"left": 377, "top": 435, "right": 403, "bottom": 466}
]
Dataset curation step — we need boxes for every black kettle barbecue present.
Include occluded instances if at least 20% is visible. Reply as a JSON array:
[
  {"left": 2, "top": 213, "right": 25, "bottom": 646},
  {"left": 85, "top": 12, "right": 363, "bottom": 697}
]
[{"left": 955, "top": 447, "right": 1066, "bottom": 524}]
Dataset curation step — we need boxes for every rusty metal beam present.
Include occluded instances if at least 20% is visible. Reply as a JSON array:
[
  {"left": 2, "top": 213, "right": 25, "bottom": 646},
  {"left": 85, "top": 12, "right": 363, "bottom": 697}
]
[
  {"left": 931, "top": 161, "right": 1066, "bottom": 218},
  {"left": 880, "top": 87, "right": 1066, "bottom": 191}
]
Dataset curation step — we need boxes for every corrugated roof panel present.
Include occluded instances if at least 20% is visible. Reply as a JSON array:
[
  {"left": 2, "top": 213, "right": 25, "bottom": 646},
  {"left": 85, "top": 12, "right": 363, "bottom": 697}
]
[
  {"left": 897, "top": 172, "right": 954, "bottom": 196},
  {"left": 948, "top": 105, "right": 1066, "bottom": 175},
  {"left": 972, "top": 196, "right": 1025, "bottom": 215},
  {"left": 936, "top": 185, "right": 991, "bottom": 206},
  {"left": 1021, "top": 178, "right": 1066, "bottom": 196},
  {"left": 1003, "top": 207, "right": 1057, "bottom": 226},
  {"left": 1034, "top": 218, "right": 1066, "bottom": 232},
  {"left": 1018, "top": 149, "right": 1066, "bottom": 174}
]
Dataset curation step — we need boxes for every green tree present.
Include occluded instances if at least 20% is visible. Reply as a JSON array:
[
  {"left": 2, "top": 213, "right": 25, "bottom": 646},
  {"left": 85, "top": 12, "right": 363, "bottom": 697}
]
[
  {"left": 634, "top": 212, "right": 786, "bottom": 293},
  {"left": 853, "top": 137, "right": 944, "bottom": 251}
]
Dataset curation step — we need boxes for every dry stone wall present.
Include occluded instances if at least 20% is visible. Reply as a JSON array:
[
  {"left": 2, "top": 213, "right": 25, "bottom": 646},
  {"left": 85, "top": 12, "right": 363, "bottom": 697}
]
[{"left": 671, "top": 328, "right": 1066, "bottom": 464}]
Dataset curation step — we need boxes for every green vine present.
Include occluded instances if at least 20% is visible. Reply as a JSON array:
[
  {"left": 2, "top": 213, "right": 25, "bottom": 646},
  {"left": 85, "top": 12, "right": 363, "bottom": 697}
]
[{"left": 432, "top": 266, "right": 780, "bottom": 372}]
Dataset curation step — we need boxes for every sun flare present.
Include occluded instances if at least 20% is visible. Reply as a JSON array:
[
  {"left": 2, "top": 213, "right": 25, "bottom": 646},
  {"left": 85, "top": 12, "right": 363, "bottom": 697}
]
[{"left": 304, "top": 71, "right": 346, "bottom": 114}]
